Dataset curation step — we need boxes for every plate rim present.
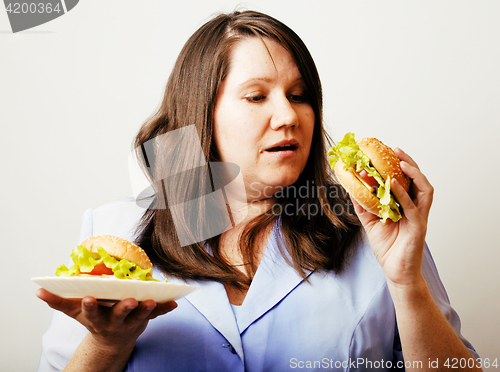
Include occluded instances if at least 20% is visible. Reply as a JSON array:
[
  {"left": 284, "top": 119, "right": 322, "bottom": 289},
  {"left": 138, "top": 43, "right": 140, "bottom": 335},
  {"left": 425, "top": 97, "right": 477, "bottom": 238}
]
[{"left": 31, "top": 276, "right": 199, "bottom": 302}]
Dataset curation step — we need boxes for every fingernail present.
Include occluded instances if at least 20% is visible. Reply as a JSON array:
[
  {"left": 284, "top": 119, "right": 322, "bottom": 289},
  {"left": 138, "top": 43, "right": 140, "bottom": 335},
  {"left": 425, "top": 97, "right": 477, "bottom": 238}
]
[{"left": 84, "top": 301, "right": 94, "bottom": 308}]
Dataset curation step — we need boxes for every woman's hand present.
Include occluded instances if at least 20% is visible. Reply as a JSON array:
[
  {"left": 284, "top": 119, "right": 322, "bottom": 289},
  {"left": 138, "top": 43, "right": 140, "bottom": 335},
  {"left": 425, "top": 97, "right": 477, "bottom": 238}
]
[
  {"left": 37, "top": 289, "right": 177, "bottom": 371},
  {"left": 351, "top": 147, "right": 434, "bottom": 288},
  {"left": 352, "top": 148, "right": 483, "bottom": 371},
  {"left": 36, "top": 288, "right": 177, "bottom": 349}
]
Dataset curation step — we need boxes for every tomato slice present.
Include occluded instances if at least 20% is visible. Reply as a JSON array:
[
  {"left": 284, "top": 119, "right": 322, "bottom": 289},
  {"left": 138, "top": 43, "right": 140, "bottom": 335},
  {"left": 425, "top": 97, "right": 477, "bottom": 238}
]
[
  {"left": 357, "top": 169, "right": 379, "bottom": 189},
  {"left": 86, "top": 263, "right": 114, "bottom": 276},
  {"left": 354, "top": 165, "right": 379, "bottom": 190}
]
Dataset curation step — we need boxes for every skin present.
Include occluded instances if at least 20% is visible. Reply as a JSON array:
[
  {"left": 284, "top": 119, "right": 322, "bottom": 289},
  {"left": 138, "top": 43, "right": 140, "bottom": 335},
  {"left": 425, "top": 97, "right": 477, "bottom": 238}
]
[
  {"left": 36, "top": 36, "right": 314, "bottom": 371},
  {"left": 213, "top": 37, "right": 315, "bottom": 223},
  {"left": 352, "top": 148, "right": 482, "bottom": 371},
  {"left": 36, "top": 289, "right": 177, "bottom": 372},
  {"left": 36, "top": 37, "right": 481, "bottom": 371},
  {"left": 214, "top": 37, "right": 315, "bottom": 303}
]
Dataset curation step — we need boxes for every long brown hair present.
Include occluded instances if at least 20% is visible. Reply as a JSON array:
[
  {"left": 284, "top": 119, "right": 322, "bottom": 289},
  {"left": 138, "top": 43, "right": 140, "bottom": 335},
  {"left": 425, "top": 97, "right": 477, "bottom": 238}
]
[{"left": 134, "top": 10, "right": 361, "bottom": 289}]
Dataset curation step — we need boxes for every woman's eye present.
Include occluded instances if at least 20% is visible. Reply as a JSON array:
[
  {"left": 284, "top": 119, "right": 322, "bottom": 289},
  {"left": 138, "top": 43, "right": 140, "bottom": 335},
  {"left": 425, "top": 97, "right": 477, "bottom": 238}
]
[
  {"left": 246, "top": 95, "right": 265, "bottom": 103},
  {"left": 289, "top": 94, "right": 308, "bottom": 103}
]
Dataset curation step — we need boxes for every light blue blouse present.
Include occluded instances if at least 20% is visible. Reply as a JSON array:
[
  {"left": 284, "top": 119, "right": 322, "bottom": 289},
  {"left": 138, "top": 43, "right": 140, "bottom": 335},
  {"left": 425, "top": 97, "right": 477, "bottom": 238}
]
[{"left": 37, "top": 198, "right": 478, "bottom": 371}]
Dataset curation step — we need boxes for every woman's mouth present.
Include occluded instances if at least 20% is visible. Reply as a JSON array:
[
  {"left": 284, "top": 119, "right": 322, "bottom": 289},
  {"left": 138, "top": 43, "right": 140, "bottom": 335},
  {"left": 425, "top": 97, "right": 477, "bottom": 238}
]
[
  {"left": 265, "top": 143, "right": 298, "bottom": 152},
  {"left": 264, "top": 141, "right": 299, "bottom": 158}
]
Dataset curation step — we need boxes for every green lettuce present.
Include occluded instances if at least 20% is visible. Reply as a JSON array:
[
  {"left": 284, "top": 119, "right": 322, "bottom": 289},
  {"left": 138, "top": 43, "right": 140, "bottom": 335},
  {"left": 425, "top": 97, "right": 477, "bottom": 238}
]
[
  {"left": 56, "top": 245, "right": 160, "bottom": 281},
  {"left": 328, "top": 132, "right": 402, "bottom": 223}
]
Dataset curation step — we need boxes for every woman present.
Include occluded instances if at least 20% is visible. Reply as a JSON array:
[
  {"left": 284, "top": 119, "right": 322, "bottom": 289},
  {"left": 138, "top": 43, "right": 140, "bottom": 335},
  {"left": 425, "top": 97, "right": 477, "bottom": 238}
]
[{"left": 37, "top": 10, "right": 480, "bottom": 371}]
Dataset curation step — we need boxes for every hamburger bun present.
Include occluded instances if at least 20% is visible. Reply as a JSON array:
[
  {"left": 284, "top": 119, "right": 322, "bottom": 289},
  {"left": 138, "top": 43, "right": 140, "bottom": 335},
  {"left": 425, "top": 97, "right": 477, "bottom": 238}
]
[
  {"left": 334, "top": 159, "right": 381, "bottom": 215},
  {"left": 333, "top": 137, "right": 410, "bottom": 218},
  {"left": 357, "top": 138, "right": 410, "bottom": 192},
  {"left": 81, "top": 235, "right": 152, "bottom": 272}
]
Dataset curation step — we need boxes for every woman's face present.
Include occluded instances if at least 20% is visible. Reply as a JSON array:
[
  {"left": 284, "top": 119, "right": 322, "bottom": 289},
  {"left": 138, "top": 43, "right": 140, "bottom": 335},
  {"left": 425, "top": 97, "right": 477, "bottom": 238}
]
[{"left": 213, "top": 37, "right": 315, "bottom": 203}]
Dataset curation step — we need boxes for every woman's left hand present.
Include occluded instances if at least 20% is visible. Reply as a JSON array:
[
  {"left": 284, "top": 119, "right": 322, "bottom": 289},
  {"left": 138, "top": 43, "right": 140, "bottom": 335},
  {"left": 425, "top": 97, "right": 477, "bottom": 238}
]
[{"left": 351, "top": 147, "right": 434, "bottom": 287}]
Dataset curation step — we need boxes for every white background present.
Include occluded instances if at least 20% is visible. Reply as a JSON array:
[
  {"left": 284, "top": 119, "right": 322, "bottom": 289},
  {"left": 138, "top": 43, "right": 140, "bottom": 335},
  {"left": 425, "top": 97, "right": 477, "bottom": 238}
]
[{"left": 1, "top": 1, "right": 499, "bottom": 370}]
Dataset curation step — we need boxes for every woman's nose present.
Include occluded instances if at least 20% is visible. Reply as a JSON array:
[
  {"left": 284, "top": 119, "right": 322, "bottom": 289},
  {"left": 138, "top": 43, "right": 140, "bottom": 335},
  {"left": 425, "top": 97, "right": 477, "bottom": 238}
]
[{"left": 270, "top": 96, "right": 299, "bottom": 130}]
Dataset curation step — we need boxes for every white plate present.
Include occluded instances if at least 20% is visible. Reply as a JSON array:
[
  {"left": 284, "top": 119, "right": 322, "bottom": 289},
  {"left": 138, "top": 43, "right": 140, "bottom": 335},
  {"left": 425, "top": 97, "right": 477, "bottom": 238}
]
[{"left": 32, "top": 276, "right": 198, "bottom": 303}]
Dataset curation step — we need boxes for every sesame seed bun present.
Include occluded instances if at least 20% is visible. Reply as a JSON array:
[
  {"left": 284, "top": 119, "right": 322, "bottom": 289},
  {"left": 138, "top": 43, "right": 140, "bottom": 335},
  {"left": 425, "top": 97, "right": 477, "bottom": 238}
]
[
  {"left": 81, "top": 235, "right": 152, "bottom": 273},
  {"left": 357, "top": 138, "right": 410, "bottom": 192},
  {"left": 333, "top": 137, "right": 410, "bottom": 216}
]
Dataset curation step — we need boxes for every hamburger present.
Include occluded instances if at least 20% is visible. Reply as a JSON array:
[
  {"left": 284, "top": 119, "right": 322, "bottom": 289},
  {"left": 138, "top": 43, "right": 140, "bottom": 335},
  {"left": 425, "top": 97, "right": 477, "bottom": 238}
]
[
  {"left": 56, "top": 235, "right": 159, "bottom": 281},
  {"left": 328, "top": 133, "right": 410, "bottom": 223}
]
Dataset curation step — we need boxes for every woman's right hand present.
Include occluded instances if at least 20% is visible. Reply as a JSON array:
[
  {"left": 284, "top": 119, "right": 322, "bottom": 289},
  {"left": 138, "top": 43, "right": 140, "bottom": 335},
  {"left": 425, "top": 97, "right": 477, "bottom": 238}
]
[{"left": 36, "top": 288, "right": 177, "bottom": 349}]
